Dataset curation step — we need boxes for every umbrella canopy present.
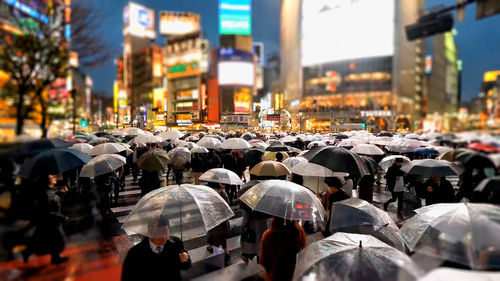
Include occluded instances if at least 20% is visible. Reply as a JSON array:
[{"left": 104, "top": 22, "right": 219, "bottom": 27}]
[
  {"left": 122, "top": 184, "right": 234, "bottom": 240},
  {"left": 136, "top": 134, "right": 162, "bottom": 144},
  {"left": 337, "top": 138, "right": 365, "bottom": 148},
  {"left": 330, "top": 198, "right": 405, "bottom": 251},
  {"left": 302, "top": 146, "right": 369, "bottom": 179},
  {"left": 281, "top": 135, "right": 297, "bottom": 143},
  {"left": 418, "top": 268, "right": 500, "bottom": 281},
  {"left": 455, "top": 151, "right": 496, "bottom": 169},
  {"left": 11, "top": 139, "right": 71, "bottom": 160},
  {"left": 282, "top": 156, "right": 307, "bottom": 170},
  {"left": 412, "top": 148, "right": 439, "bottom": 156},
  {"left": 385, "top": 145, "right": 414, "bottom": 154},
  {"left": 488, "top": 153, "right": 500, "bottom": 168},
  {"left": 377, "top": 131, "right": 394, "bottom": 137},
  {"left": 219, "top": 138, "right": 251, "bottom": 150},
  {"left": 438, "top": 148, "right": 475, "bottom": 161},
  {"left": 160, "top": 130, "right": 185, "bottom": 140},
  {"left": 240, "top": 132, "right": 254, "bottom": 141},
  {"left": 190, "top": 147, "right": 209, "bottom": 154},
  {"left": 400, "top": 203, "right": 500, "bottom": 270},
  {"left": 197, "top": 137, "right": 221, "bottom": 149},
  {"left": 351, "top": 144, "right": 384, "bottom": 156},
  {"left": 89, "top": 143, "right": 132, "bottom": 156},
  {"left": 267, "top": 139, "right": 284, "bottom": 146},
  {"left": 379, "top": 155, "right": 411, "bottom": 171},
  {"left": 88, "top": 137, "right": 109, "bottom": 145},
  {"left": 401, "top": 159, "right": 462, "bottom": 177},
  {"left": 182, "top": 141, "right": 198, "bottom": 150},
  {"left": 128, "top": 137, "right": 147, "bottom": 148},
  {"left": 167, "top": 147, "right": 191, "bottom": 167},
  {"left": 251, "top": 141, "right": 268, "bottom": 150},
  {"left": 468, "top": 143, "right": 499, "bottom": 153},
  {"left": 137, "top": 149, "right": 170, "bottom": 172},
  {"left": 20, "top": 148, "right": 91, "bottom": 178},
  {"left": 263, "top": 151, "right": 290, "bottom": 161},
  {"left": 291, "top": 161, "right": 335, "bottom": 177},
  {"left": 265, "top": 145, "right": 291, "bottom": 152},
  {"left": 69, "top": 143, "right": 94, "bottom": 154},
  {"left": 472, "top": 177, "right": 500, "bottom": 204},
  {"left": 406, "top": 133, "right": 421, "bottom": 139},
  {"left": 293, "top": 232, "right": 422, "bottom": 281},
  {"left": 307, "top": 141, "right": 327, "bottom": 149},
  {"left": 125, "top": 127, "right": 145, "bottom": 136},
  {"left": 199, "top": 168, "right": 244, "bottom": 185},
  {"left": 240, "top": 180, "right": 324, "bottom": 222},
  {"left": 80, "top": 154, "right": 126, "bottom": 178},
  {"left": 249, "top": 160, "right": 290, "bottom": 177},
  {"left": 360, "top": 156, "right": 381, "bottom": 175},
  {"left": 370, "top": 136, "right": 394, "bottom": 146}
]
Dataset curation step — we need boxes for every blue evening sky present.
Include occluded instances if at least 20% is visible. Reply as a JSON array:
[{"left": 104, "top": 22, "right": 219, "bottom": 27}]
[{"left": 87, "top": 0, "right": 500, "bottom": 103}]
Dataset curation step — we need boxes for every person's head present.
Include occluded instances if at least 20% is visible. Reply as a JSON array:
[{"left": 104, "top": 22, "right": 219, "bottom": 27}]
[
  {"left": 324, "top": 177, "right": 343, "bottom": 191},
  {"left": 149, "top": 217, "right": 170, "bottom": 246},
  {"left": 394, "top": 158, "right": 404, "bottom": 167},
  {"left": 276, "top": 152, "right": 284, "bottom": 162}
]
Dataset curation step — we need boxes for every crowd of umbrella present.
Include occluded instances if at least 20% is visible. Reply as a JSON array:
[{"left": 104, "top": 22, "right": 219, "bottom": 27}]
[{"left": 5, "top": 128, "right": 500, "bottom": 280}]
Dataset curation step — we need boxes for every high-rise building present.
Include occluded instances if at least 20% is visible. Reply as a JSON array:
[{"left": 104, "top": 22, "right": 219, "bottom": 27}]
[{"left": 281, "top": 0, "right": 425, "bottom": 132}]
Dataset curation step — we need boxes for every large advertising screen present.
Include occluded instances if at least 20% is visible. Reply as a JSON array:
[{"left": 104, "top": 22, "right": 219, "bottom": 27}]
[
  {"left": 234, "top": 88, "right": 251, "bottom": 112},
  {"left": 123, "top": 2, "right": 156, "bottom": 39},
  {"left": 219, "top": 0, "right": 251, "bottom": 35},
  {"left": 218, "top": 61, "right": 254, "bottom": 86},
  {"left": 160, "top": 11, "right": 200, "bottom": 35},
  {"left": 301, "top": 0, "right": 394, "bottom": 66}
]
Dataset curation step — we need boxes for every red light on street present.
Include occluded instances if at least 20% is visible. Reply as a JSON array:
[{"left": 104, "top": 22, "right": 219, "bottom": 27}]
[
  {"left": 296, "top": 204, "right": 303, "bottom": 209},
  {"left": 349, "top": 63, "right": 355, "bottom": 70}
]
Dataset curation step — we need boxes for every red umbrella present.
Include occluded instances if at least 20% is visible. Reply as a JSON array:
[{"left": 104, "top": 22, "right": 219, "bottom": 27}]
[{"left": 467, "top": 143, "right": 499, "bottom": 153}]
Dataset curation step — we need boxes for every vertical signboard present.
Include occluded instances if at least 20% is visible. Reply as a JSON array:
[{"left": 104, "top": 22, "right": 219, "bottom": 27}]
[
  {"left": 219, "top": 0, "right": 251, "bottom": 35},
  {"left": 123, "top": 2, "right": 156, "bottom": 39}
]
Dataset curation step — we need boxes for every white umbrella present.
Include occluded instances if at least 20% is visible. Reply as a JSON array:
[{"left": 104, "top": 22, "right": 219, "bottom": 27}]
[
  {"left": 80, "top": 154, "right": 126, "bottom": 178},
  {"left": 351, "top": 144, "right": 385, "bottom": 156},
  {"left": 392, "top": 138, "right": 423, "bottom": 147},
  {"left": 89, "top": 143, "right": 132, "bottom": 156},
  {"left": 337, "top": 138, "right": 365, "bottom": 147},
  {"left": 125, "top": 127, "right": 145, "bottom": 136},
  {"left": 219, "top": 138, "right": 251, "bottom": 150},
  {"left": 291, "top": 161, "right": 336, "bottom": 177},
  {"left": 136, "top": 134, "right": 162, "bottom": 144},
  {"left": 197, "top": 137, "right": 221, "bottom": 149},
  {"left": 199, "top": 168, "right": 244, "bottom": 185},
  {"left": 128, "top": 137, "right": 147, "bottom": 148},
  {"left": 173, "top": 139, "right": 188, "bottom": 147},
  {"left": 70, "top": 143, "right": 94, "bottom": 154},
  {"left": 159, "top": 130, "right": 184, "bottom": 140},
  {"left": 281, "top": 135, "right": 297, "bottom": 143},
  {"left": 370, "top": 136, "right": 393, "bottom": 146},
  {"left": 112, "top": 130, "right": 126, "bottom": 137},
  {"left": 190, "top": 147, "right": 209, "bottom": 154},
  {"left": 406, "top": 133, "right": 421, "bottom": 139},
  {"left": 418, "top": 268, "right": 500, "bottom": 281},
  {"left": 282, "top": 156, "right": 307, "bottom": 170},
  {"left": 379, "top": 155, "right": 411, "bottom": 171},
  {"left": 182, "top": 142, "right": 198, "bottom": 150},
  {"left": 122, "top": 184, "right": 234, "bottom": 240},
  {"left": 307, "top": 140, "right": 327, "bottom": 149}
]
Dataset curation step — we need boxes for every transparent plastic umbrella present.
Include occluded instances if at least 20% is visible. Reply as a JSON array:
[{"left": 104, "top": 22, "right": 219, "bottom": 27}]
[
  {"left": 80, "top": 154, "right": 126, "bottom": 178},
  {"left": 197, "top": 137, "right": 221, "bottom": 149},
  {"left": 400, "top": 203, "right": 500, "bottom": 270},
  {"left": 379, "top": 155, "right": 411, "bottom": 171},
  {"left": 351, "top": 144, "right": 385, "bottom": 156},
  {"left": 239, "top": 180, "right": 325, "bottom": 223},
  {"left": 125, "top": 127, "right": 145, "bottom": 136},
  {"left": 219, "top": 138, "right": 251, "bottom": 150},
  {"left": 418, "top": 268, "right": 500, "bottom": 281},
  {"left": 128, "top": 137, "right": 147, "bottom": 148},
  {"left": 70, "top": 143, "right": 93, "bottom": 154},
  {"left": 89, "top": 143, "right": 132, "bottom": 156},
  {"left": 330, "top": 198, "right": 405, "bottom": 251},
  {"left": 135, "top": 134, "right": 162, "bottom": 144},
  {"left": 190, "top": 147, "right": 209, "bottom": 154},
  {"left": 282, "top": 156, "right": 307, "bottom": 170},
  {"left": 199, "top": 168, "right": 243, "bottom": 185},
  {"left": 122, "top": 184, "right": 234, "bottom": 240},
  {"left": 159, "top": 130, "right": 185, "bottom": 140},
  {"left": 293, "top": 232, "right": 423, "bottom": 281},
  {"left": 167, "top": 147, "right": 191, "bottom": 167}
]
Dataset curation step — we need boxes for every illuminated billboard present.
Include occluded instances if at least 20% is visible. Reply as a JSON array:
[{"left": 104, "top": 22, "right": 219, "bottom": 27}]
[
  {"left": 234, "top": 88, "right": 251, "bottom": 112},
  {"left": 301, "top": 0, "right": 394, "bottom": 66},
  {"left": 219, "top": 0, "right": 251, "bottom": 35},
  {"left": 160, "top": 11, "right": 200, "bottom": 35},
  {"left": 123, "top": 2, "right": 156, "bottom": 39},
  {"left": 218, "top": 61, "right": 254, "bottom": 86}
]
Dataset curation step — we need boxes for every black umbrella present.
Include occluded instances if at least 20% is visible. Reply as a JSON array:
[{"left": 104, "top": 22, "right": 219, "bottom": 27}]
[
  {"left": 10, "top": 139, "right": 72, "bottom": 162},
  {"left": 241, "top": 133, "right": 254, "bottom": 141},
  {"left": 455, "top": 151, "right": 496, "bottom": 169},
  {"left": 335, "top": 134, "right": 349, "bottom": 140},
  {"left": 360, "top": 156, "right": 380, "bottom": 175},
  {"left": 377, "top": 131, "right": 394, "bottom": 137},
  {"left": 471, "top": 177, "right": 500, "bottom": 204},
  {"left": 19, "top": 148, "right": 91, "bottom": 178},
  {"left": 265, "top": 145, "right": 291, "bottom": 152},
  {"left": 94, "top": 132, "right": 112, "bottom": 137},
  {"left": 302, "top": 146, "right": 369, "bottom": 178}
]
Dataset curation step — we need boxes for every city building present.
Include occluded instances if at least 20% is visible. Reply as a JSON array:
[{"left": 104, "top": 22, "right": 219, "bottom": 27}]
[
  {"left": 422, "top": 32, "right": 460, "bottom": 131},
  {"left": 281, "top": 0, "right": 425, "bottom": 132}
]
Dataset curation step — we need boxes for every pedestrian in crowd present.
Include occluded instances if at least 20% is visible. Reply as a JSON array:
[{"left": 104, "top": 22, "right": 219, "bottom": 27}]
[
  {"left": 357, "top": 175, "right": 375, "bottom": 203},
  {"left": 121, "top": 218, "right": 191, "bottom": 281},
  {"left": 423, "top": 176, "right": 455, "bottom": 205},
  {"left": 240, "top": 202, "right": 269, "bottom": 263},
  {"left": 190, "top": 153, "right": 205, "bottom": 185},
  {"left": 384, "top": 158, "right": 405, "bottom": 218},
  {"left": 234, "top": 151, "right": 247, "bottom": 183},
  {"left": 173, "top": 158, "right": 189, "bottom": 185},
  {"left": 342, "top": 176, "right": 354, "bottom": 197},
  {"left": 204, "top": 149, "right": 222, "bottom": 170},
  {"left": 222, "top": 151, "right": 238, "bottom": 203},
  {"left": 139, "top": 170, "right": 161, "bottom": 196},
  {"left": 206, "top": 181, "right": 231, "bottom": 265},
  {"left": 321, "top": 177, "right": 349, "bottom": 236},
  {"left": 259, "top": 217, "right": 307, "bottom": 281},
  {"left": 275, "top": 152, "right": 284, "bottom": 163},
  {"left": 22, "top": 175, "right": 68, "bottom": 265},
  {"left": 127, "top": 143, "right": 139, "bottom": 184},
  {"left": 94, "top": 171, "right": 116, "bottom": 217},
  {"left": 456, "top": 167, "right": 474, "bottom": 201},
  {"left": 114, "top": 165, "right": 125, "bottom": 206}
]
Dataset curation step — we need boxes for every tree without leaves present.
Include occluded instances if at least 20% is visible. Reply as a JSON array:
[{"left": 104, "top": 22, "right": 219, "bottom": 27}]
[{"left": 70, "top": 0, "right": 114, "bottom": 68}]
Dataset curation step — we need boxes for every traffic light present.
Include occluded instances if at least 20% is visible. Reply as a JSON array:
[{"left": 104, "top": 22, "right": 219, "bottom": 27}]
[
  {"left": 80, "top": 119, "right": 87, "bottom": 128},
  {"left": 361, "top": 122, "right": 367, "bottom": 129},
  {"left": 405, "top": 12, "right": 453, "bottom": 41}
]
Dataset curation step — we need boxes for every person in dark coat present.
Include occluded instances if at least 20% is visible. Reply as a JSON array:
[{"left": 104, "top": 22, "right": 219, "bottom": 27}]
[
  {"left": 259, "top": 217, "right": 307, "bottom": 281},
  {"left": 383, "top": 159, "right": 405, "bottom": 217},
  {"left": 139, "top": 170, "right": 161, "bottom": 196},
  {"left": 190, "top": 153, "right": 205, "bottom": 185},
  {"left": 121, "top": 218, "right": 191, "bottom": 281},
  {"left": 357, "top": 175, "right": 375, "bottom": 203},
  {"left": 456, "top": 168, "right": 474, "bottom": 201},
  {"left": 95, "top": 172, "right": 116, "bottom": 216},
  {"left": 424, "top": 176, "right": 455, "bottom": 205},
  {"left": 206, "top": 181, "right": 231, "bottom": 265},
  {"left": 204, "top": 149, "right": 222, "bottom": 170},
  {"left": 321, "top": 177, "right": 349, "bottom": 236},
  {"left": 22, "top": 175, "right": 68, "bottom": 265}
]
